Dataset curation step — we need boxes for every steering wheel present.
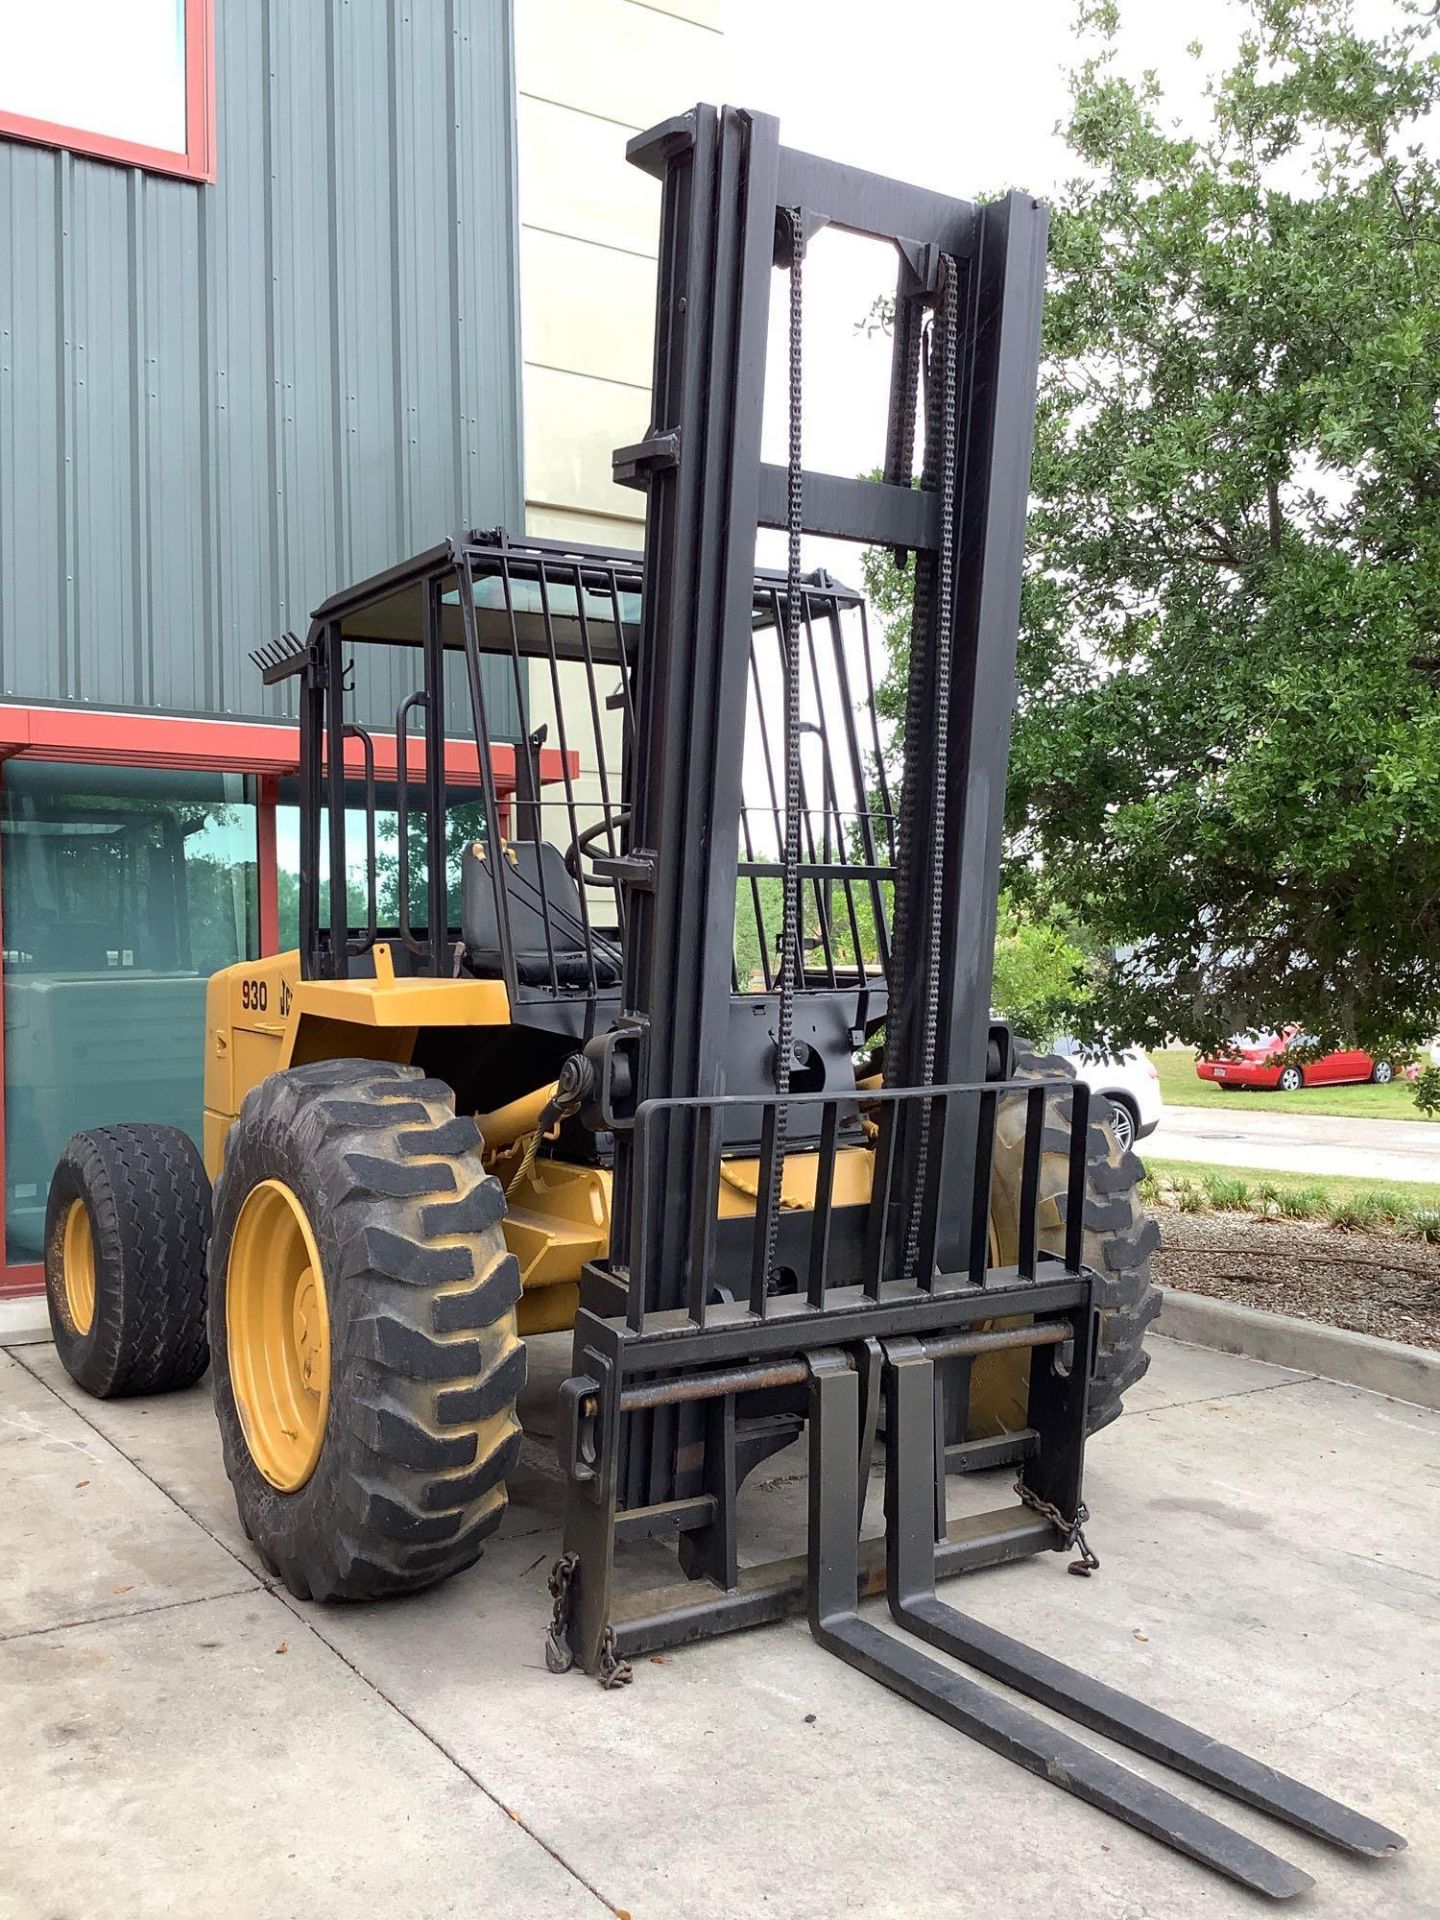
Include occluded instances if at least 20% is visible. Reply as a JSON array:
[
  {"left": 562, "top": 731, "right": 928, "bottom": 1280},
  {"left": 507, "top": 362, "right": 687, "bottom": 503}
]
[{"left": 566, "top": 808, "right": 632, "bottom": 888}]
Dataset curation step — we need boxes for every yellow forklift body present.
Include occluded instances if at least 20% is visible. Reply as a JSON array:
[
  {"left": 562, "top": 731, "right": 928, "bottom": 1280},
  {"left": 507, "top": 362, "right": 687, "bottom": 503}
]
[
  {"left": 200, "top": 944, "right": 593, "bottom": 1325},
  {"left": 202, "top": 942, "right": 894, "bottom": 1345}
]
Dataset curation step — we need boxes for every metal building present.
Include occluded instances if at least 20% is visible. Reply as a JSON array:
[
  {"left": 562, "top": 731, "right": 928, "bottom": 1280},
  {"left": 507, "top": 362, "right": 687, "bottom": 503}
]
[{"left": 0, "top": 0, "right": 523, "bottom": 1286}]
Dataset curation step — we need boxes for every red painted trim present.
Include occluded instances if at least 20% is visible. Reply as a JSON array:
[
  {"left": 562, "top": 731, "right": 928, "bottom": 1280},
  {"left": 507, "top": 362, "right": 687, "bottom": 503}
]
[
  {"left": 257, "top": 774, "right": 280, "bottom": 957},
  {"left": 0, "top": 761, "right": 42, "bottom": 1298},
  {"left": 0, "top": 760, "right": 13, "bottom": 1291},
  {"left": 0, "top": 701, "right": 580, "bottom": 1294},
  {"left": 0, "top": 0, "right": 215, "bottom": 183},
  {"left": 0, "top": 704, "right": 578, "bottom": 789},
  {"left": 0, "top": 1264, "right": 44, "bottom": 1301}
]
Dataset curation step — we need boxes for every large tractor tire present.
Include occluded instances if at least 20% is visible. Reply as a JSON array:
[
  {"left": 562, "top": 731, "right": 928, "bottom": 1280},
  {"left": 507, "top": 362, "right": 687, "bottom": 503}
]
[
  {"left": 209, "top": 1060, "right": 525, "bottom": 1602},
  {"left": 975, "top": 1044, "right": 1159, "bottom": 1438},
  {"left": 44, "top": 1124, "right": 211, "bottom": 1398}
]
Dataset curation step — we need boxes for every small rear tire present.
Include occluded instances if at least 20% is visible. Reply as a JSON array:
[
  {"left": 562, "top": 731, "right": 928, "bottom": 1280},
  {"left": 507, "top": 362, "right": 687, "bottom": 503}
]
[
  {"left": 209, "top": 1060, "right": 525, "bottom": 1603},
  {"left": 44, "top": 1126, "right": 212, "bottom": 1398}
]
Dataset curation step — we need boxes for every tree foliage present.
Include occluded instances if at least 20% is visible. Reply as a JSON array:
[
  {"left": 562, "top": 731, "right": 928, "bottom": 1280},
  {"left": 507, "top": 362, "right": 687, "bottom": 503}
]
[
  {"left": 1019, "top": 0, "right": 1440, "bottom": 1056},
  {"left": 871, "top": 0, "right": 1440, "bottom": 1060}
]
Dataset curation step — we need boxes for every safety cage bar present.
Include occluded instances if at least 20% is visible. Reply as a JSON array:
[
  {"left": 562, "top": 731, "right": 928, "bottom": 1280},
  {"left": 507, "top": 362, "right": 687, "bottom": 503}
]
[
  {"left": 288, "top": 533, "right": 642, "bottom": 1000},
  {"left": 267, "top": 535, "right": 887, "bottom": 1016}
]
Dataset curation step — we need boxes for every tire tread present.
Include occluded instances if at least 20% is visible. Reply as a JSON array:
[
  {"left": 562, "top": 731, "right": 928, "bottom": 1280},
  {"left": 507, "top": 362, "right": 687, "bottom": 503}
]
[
  {"left": 209, "top": 1061, "right": 524, "bottom": 1603},
  {"left": 45, "top": 1125, "right": 211, "bottom": 1398}
]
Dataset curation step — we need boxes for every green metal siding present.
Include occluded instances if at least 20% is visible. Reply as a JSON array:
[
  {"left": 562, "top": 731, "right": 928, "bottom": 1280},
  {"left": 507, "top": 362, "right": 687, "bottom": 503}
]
[{"left": 0, "top": 0, "right": 522, "bottom": 732}]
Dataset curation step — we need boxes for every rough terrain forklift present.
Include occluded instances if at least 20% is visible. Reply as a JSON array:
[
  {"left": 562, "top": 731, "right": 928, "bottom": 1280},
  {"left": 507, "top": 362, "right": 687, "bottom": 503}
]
[{"left": 44, "top": 105, "right": 1403, "bottom": 1898}]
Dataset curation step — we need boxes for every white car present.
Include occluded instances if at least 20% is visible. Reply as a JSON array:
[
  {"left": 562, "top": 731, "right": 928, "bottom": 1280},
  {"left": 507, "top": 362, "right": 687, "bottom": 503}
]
[{"left": 1051, "top": 1037, "right": 1163, "bottom": 1153}]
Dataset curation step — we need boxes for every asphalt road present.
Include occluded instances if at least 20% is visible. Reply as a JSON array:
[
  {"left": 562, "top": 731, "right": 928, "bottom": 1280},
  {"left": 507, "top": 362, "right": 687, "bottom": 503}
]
[{"left": 1146, "top": 1102, "right": 1440, "bottom": 1184}]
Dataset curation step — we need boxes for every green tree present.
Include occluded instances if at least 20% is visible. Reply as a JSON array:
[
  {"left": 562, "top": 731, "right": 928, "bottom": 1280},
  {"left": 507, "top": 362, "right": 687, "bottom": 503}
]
[
  {"left": 990, "top": 893, "right": 1093, "bottom": 1047},
  {"left": 871, "top": 0, "right": 1440, "bottom": 1067}
]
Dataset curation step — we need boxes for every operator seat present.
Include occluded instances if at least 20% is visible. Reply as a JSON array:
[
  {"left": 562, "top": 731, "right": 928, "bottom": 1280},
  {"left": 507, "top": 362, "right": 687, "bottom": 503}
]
[{"left": 460, "top": 839, "right": 621, "bottom": 988}]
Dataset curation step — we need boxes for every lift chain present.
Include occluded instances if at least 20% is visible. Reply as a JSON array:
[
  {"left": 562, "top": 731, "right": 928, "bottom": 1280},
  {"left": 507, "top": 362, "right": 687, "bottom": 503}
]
[
  {"left": 901, "top": 253, "right": 960, "bottom": 1278},
  {"left": 1013, "top": 1478, "right": 1101, "bottom": 1578},
  {"left": 763, "top": 205, "right": 807, "bottom": 1288}
]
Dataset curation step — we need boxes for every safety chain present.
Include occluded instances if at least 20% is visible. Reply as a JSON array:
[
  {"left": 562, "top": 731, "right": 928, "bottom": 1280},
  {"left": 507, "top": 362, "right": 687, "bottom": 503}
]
[
  {"left": 1013, "top": 1478, "right": 1101, "bottom": 1578},
  {"left": 542, "top": 1550, "right": 634, "bottom": 1688},
  {"left": 544, "top": 1550, "right": 579, "bottom": 1672},
  {"left": 762, "top": 205, "right": 807, "bottom": 1289},
  {"left": 596, "top": 1626, "right": 634, "bottom": 1691}
]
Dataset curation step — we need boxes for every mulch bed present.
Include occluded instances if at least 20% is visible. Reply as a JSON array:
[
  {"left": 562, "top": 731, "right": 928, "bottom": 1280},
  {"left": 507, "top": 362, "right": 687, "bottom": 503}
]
[{"left": 1152, "top": 1205, "right": 1440, "bottom": 1352}]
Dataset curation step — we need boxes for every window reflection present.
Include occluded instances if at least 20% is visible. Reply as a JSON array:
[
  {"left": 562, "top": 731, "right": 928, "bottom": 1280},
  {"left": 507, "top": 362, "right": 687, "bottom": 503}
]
[{"left": 2, "top": 763, "right": 257, "bottom": 1261}]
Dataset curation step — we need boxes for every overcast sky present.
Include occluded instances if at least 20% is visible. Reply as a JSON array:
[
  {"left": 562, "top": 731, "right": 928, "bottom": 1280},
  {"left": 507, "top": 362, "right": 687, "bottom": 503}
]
[
  {"left": 722, "top": 0, "right": 1237, "bottom": 570},
  {"left": 716, "top": 0, "right": 1409, "bottom": 579}
]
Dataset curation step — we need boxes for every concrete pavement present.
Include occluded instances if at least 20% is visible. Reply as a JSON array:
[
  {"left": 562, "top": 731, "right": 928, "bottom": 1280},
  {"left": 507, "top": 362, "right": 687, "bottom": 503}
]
[
  {"left": 2, "top": 1329, "right": 1435, "bottom": 1920},
  {"left": 1147, "top": 1102, "right": 1440, "bottom": 1183}
]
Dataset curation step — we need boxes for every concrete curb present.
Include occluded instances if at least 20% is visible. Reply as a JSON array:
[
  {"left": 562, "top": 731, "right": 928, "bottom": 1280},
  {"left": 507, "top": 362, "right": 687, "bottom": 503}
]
[
  {"left": 0, "top": 1297, "right": 51, "bottom": 1346},
  {"left": 1156, "top": 1286, "right": 1440, "bottom": 1411}
]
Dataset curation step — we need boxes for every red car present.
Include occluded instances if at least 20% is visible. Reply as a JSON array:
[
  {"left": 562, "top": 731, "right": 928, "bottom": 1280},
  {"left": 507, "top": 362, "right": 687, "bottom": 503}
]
[{"left": 1196, "top": 1028, "right": 1394, "bottom": 1092}]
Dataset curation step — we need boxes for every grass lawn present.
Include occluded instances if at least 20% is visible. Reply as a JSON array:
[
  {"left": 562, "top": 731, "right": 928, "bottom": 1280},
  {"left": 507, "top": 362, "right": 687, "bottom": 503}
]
[
  {"left": 1149, "top": 1047, "right": 1436, "bottom": 1123},
  {"left": 1142, "top": 1156, "right": 1440, "bottom": 1211}
]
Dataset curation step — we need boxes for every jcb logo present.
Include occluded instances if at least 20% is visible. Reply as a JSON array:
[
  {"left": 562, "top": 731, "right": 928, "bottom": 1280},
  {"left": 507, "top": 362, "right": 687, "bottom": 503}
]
[{"left": 279, "top": 980, "right": 293, "bottom": 1018}]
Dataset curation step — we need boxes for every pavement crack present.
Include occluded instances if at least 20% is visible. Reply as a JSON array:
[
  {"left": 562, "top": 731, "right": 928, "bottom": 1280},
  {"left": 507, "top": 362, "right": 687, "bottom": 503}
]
[
  {"left": 8, "top": 1348, "right": 262, "bottom": 1585},
  {"left": 12, "top": 1350, "right": 623, "bottom": 1912},
  {"left": 273, "top": 1590, "right": 625, "bottom": 1915},
  {"left": 1336, "top": 1546, "right": 1440, "bottom": 1591},
  {"left": 0, "top": 1585, "right": 258, "bottom": 1645},
  {"left": 1283, "top": 1682, "right": 1375, "bottom": 1737},
  {"left": 1132, "top": 1374, "right": 1317, "bottom": 1417}
]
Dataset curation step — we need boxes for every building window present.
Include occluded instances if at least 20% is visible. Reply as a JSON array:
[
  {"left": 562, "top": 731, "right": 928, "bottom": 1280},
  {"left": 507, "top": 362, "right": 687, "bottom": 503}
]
[
  {"left": 1, "top": 762, "right": 256, "bottom": 1263},
  {"left": 0, "top": 0, "right": 214, "bottom": 183}
]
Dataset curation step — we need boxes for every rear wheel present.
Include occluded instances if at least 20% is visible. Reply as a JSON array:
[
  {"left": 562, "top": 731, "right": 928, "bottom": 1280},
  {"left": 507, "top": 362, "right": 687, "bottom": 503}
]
[
  {"left": 1278, "top": 1065, "right": 1304, "bottom": 1092},
  {"left": 209, "top": 1060, "right": 524, "bottom": 1602},
  {"left": 44, "top": 1125, "right": 211, "bottom": 1398},
  {"left": 1370, "top": 1060, "right": 1395, "bottom": 1086},
  {"left": 974, "top": 1046, "right": 1159, "bottom": 1438}
]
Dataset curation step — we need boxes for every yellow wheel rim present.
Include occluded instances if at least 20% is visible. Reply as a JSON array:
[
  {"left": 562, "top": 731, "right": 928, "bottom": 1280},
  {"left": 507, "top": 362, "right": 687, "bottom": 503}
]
[
  {"left": 226, "top": 1179, "right": 331, "bottom": 1493},
  {"left": 62, "top": 1198, "right": 96, "bottom": 1335}
]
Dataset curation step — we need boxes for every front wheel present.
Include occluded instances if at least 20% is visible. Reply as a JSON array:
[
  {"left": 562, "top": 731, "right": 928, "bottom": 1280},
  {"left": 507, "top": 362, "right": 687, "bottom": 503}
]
[
  {"left": 210, "top": 1060, "right": 525, "bottom": 1602},
  {"left": 1370, "top": 1060, "right": 1395, "bottom": 1086},
  {"left": 1277, "top": 1065, "right": 1304, "bottom": 1092}
]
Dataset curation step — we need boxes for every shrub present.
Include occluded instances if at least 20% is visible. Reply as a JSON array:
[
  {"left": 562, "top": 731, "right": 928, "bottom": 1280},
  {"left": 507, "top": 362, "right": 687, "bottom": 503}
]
[
  {"left": 1276, "top": 1185, "right": 1325, "bottom": 1221},
  {"left": 1169, "top": 1177, "right": 1207, "bottom": 1214},
  {"left": 1325, "top": 1193, "right": 1384, "bottom": 1232},
  {"left": 1251, "top": 1180, "right": 1281, "bottom": 1218},
  {"left": 1364, "top": 1190, "right": 1409, "bottom": 1226},
  {"left": 1202, "top": 1174, "right": 1251, "bottom": 1211}
]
